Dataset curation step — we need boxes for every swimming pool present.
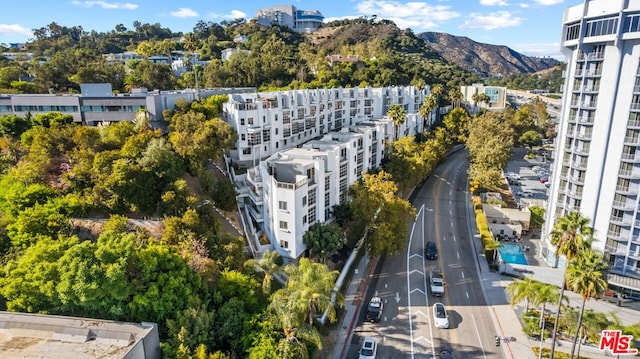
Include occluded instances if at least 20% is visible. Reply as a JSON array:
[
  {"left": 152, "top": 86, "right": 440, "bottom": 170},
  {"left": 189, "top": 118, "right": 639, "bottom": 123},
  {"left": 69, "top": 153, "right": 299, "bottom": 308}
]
[{"left": 498, "top": 243, "right": 528, "bottom": 265}]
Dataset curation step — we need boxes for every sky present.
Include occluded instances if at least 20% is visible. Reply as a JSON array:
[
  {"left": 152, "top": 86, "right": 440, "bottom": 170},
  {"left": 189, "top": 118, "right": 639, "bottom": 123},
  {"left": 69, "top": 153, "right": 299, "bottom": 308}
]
[{"left": 0, "top": 0, "right": 585, "bottom": 59}]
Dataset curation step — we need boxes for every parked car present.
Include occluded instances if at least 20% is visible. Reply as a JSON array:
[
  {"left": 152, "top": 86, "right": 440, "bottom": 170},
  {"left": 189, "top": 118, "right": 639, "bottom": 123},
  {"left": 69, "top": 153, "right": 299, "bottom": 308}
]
[
  {"left": 433, "top": 303, "right": 450, "bottom": 329},
  {"left": 517, "top": 190, "right": 534, "bottom": 198},
  {"left": 359, "top": 337, "right": 378, "bottom": 359},
  {"left": 539, "top": 177, "right": 549, "bottom": 183},
  {"left": 440, "top": 350, "right": 456, "bottom": 359},
  {"left": 425, "top": 241, "right": 438, "bottom": 260}
]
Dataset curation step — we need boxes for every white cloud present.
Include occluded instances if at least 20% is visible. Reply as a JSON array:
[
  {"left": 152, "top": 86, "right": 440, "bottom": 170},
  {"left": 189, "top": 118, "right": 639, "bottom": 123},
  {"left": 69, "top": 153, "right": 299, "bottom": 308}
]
[
  {"left": 170, "top": 8, "right": 198, "bottom": 18},
  {"left": 208, "top": 10, "right": 247, "bottom": 20},
  {"left": 353, "top": 0, "right": 460, "bottom": 30},
  {"left": 460, "top": 11, "right": 523, "bottom": 30},
  {"left": 0, "top": 24, "right": 33, "bottom": 38},
  {"left": 480, "top": 0, "right": 509, "bottom": 6},
  {"left": 532, "top": 0, "right": 563, "bottom": 5},
  {"left": 71, "top": 1, "right": 138, "bottom": 10},
  {"left": 519, "top": 3, "right": 530, "bottom": 8}
]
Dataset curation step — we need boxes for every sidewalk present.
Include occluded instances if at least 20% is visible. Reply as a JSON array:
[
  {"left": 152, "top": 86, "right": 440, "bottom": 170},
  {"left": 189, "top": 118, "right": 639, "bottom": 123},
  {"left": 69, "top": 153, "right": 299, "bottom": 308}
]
[{"left": 330, "top": 255, "right": 379, "bottom": 359}]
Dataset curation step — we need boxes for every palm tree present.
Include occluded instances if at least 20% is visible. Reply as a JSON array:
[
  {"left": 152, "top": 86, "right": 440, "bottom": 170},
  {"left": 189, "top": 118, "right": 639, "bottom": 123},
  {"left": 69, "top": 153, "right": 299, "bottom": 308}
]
[
  {"left": 506, "top": 277, "right": 540, "bottom": 313},
  {"left": 548, "top": 211, "right": 593, "bottom": 359},
  {"left": 420, "top": 94, "right": 437, "bottom": 127},
  {"left": 471, "top": 93, "right": 481, "bottom": 109},
  {"left": 448, "top": 88, "right": 464, "bottom": 108},
  {"left": 566, "top": 249, "right": 608, "bottom": 359},
  {"left": 268, "top": 258, "right": 342, "bottom": 358},
  {"left": 387, "top": 104, "right": 406, "bottom": 141},
  {"left": 530, "top": 282, "right": 561, "bottom": 359},
  {"left": 244, "top": 249, "right": 283, "bottom": 294},
  {"left": 431, "top": 83, "right": 444, "bottom": 106}
]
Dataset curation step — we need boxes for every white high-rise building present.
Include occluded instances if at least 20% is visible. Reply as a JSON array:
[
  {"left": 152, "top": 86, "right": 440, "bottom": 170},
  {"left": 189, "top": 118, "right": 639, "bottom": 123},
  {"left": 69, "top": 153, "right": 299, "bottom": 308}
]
[{"left": 543, "top": 0, "right": 640, "bottom": 295}]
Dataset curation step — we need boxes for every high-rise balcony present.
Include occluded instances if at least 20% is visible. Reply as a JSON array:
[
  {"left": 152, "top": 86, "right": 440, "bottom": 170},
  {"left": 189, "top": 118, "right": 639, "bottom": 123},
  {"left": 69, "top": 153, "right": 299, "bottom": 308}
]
[
  {"left": 612, "top": 200, "right": 636, "bottom": 210},
  {"left": 610, "top": 214, "right": 633, "bottom": 226},
  {"left": 628, "top": 119, "right": 640, "bottom": 129},
  {"left": 621, "top": 153, "right": 640, "bottom": 163},
  {"left": 619, "top": 169, "right": 640, "bottom": 179},
  {"left": 578, "top": 116, "right": 594, "bottom": 125}
]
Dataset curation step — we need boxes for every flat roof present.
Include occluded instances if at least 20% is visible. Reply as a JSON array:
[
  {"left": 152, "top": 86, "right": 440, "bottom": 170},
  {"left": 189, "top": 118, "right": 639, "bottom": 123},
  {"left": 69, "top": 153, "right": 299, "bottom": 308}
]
[{"left": 0, "top": 311, "right": 157, "bottom": 359}]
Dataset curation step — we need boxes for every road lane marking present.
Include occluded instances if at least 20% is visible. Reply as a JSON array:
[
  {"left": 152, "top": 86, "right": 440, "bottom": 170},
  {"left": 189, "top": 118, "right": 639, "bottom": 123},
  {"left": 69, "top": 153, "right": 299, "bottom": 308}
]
[
  {"left": 472, "top": 314, "right": 488, "bottom": 359},
  {"left": 457, "top": 252, "right": 460, "bottom": 260},
  {"left": 461, "top": 271, "right": 465, "bottom": 279}
]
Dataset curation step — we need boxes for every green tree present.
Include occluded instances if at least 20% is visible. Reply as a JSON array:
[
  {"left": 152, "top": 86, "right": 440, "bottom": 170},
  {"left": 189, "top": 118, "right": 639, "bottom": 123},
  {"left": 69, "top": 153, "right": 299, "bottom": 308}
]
[
  {"left": 506, "top": 277, "right": 539, "bottom": 312},
  {"left": 448, "top": 87, "right": 464, "bottom": 108},
  {"left": 519, "top": 130, "right": 543, "bottom": 150},
  {"left": 244, "top": 249, "right": 283, "bottom": 295},
  {"left": 387, "top": 104, "right": 406, "bottom": 141},
  {"left": 548, "top": 211, "right": 594, "bottom": 359},
  {"left": 420, "top": 94, "right": 437, "bottom": 126},
  {"left": 566, "top": 249, "right": 608, "bottom": 359},
  {"left": 303, "top": 222, "right": 344, "bottom": 264},
  {"left": 168, "top": 111, "right": 237, "bottom": 164}
]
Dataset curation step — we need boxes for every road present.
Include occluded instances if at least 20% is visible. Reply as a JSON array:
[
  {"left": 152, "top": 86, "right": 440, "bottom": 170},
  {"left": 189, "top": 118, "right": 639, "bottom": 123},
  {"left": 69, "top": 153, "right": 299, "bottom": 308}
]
[{"left": 348, "top": 150, "right": 504, "bottom": 358}]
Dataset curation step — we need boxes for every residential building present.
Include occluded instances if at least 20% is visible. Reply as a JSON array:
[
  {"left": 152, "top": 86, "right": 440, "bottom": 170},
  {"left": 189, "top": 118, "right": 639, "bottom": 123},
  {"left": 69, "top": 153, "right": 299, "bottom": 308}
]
[
  {"left": 229, "top": 85, "right": 427, "bottom": 260},
  {"left": 237, "top": 120, "right": 390, "bottom": 259},
  {"left": 543, "top": 0, "right": 640, "bottom": 297},
  {"left": 0, "top": 83, "right": 254, "bottom": 128},
  {"left": 255, "top": 5, "right": 324, "bottom": 33},
  {"left": 221, "top": 48, "right": 251, "bottom": 61},
  {"left": 460, "top": 83, "right": 507, "bottom": 111},
  {"left": 0, "top": 311, "right": 160, "bottom": 359},
  {"left": 224, "top": 86, "right": 426, "bottom": 167}
]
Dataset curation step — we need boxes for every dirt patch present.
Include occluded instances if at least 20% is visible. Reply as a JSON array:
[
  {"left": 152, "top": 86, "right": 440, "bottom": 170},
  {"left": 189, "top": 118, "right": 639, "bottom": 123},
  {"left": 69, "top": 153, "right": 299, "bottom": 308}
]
[{"left": 70, "top": 218, "right": 164, "bottom": 241}]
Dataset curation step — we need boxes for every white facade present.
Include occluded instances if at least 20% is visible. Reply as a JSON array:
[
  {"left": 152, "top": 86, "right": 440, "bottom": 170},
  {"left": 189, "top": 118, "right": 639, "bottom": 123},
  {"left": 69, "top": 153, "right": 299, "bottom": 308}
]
[
  {"left": 461, "top": 83, "right": 507, "bottom": 110},
  {"left": 224, "top": 86, "right": 427, "bottom": 167},
  {"left": 544, "top": 0, "right": 640, "bottom": 292},
  {"left": 255, "top": 5, "right": 324, "bottom": 33},
  {"left": 241, "top": 120, "right": 390, "bottom": 259}
]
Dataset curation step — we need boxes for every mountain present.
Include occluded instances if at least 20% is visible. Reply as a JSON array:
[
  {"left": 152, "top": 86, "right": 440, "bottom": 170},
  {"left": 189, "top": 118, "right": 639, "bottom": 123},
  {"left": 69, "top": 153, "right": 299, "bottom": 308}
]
[{"left": 417, "top": 31, "right": 560, "bottom": 76}]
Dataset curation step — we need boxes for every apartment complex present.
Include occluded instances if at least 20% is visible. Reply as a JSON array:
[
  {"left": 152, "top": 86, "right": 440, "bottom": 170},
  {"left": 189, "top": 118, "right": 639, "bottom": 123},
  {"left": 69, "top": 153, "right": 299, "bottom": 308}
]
[
  {"left": 255, "top": 5, "right": 324, "bottom": 33},
  {"left": 544, "top": 0, "right": 640, "bottom": 295},
  {"left": 229, "top": 86, "right": 427, "bottom": 259},
  {"left": 460, "top": 83, "right": 508, "bottom": 110},
  {"left": 0, "top": 83, "right": 254, "bottom": 128},
  {"left": 224, "top": 86, "right": 426, "bottom": 167}
]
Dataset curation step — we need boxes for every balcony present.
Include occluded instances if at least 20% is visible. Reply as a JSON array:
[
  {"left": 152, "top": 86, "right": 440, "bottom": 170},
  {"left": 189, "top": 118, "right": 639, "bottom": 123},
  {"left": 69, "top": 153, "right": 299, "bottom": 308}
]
[
  {"left": 572, "top": 161, "right": 587, "bottom": 170},
  {"left": 582, "top": 101, "right": 597, "bottom": 109},
  {"left": 585, "top": 70, "right": 602, "bottom": 77},
  {"left": 631, "top": 103, "right": 640, "bottom": 111},
  {"left": 612, "top": 200, "right": 635, "bottom": 210},
  {"left": 616, "top": 185, "right": 637, "bottom": 195},
  {"left": 574, "top": 147, "right": 590, "bottom": 155},
  {"left": 578, "top": 116, "right": 594, "bottom": 125},
  {"left": 621, "top": 153, "right": 640, "bottom": 163},
  {"left": 607, "top": 231, "right": 629, "bottom": 242},
  {"left": 618, "top": 169, "right": 640, "bottom": 179},
  {"left": 629, "top": 120, "right": 640, "bottom": 129},
  {"left": 605, "top": 244, "right": 628, "bottom": 256},
  {"left": 610, "top": 215, "right": 632, "bottom": 226},
  {"left": 624, "top": 136, "right": 640, "bottom": 145},
  {"left": 576, "top": 132, "right": 592, "bottom": 140}
]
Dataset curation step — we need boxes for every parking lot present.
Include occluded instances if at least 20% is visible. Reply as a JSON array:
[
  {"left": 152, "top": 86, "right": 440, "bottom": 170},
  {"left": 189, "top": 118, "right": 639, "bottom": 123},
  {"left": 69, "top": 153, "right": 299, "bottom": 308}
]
[{"left": 504, "top": 147, "right": 552, "bottom": 206}]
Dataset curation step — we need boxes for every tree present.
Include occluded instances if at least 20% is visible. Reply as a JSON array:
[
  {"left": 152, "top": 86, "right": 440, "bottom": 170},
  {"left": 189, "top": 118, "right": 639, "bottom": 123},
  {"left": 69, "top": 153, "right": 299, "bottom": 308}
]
[
  {"left": 268, "top": 258, "right": 342, "bottom": 357},
  {"left": 348, "top": 171, "right": 415, "bottom": 255},
  {"left": 548, "top": 211, "right": 594, "bottom": 359},
  {"left": 168, "top": 111, "right": 237, "bottom": 165},
  {"left": 387, "top": 104, "right": 406, "bottom": 141},
  {"left": 303, "top": 222, "right": 344, "bottom": 264},
  {"left": 506, "top": 277, "right": 539, "bottom": 312},
  {"left": 566, "top": 249, "right": 607, "bottom": 359},
  {"left": 420, "top": 94, "right": 437, "bottom": 127},
  {"left": 519, "top": 130, "right": 543, "bottom": 150},
  {"left": 448, "top": 87, "right": 463, "bottom": 108},
  {"left": 244, "top": 249, "right": 283, "bottom": 295}
]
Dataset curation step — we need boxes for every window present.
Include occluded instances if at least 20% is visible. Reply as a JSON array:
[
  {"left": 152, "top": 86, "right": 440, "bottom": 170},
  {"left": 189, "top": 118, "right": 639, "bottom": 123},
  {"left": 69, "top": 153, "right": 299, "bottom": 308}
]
[
  {"left": 566, "top": 22, "right": 581, "bottom": 40},
  {"left": 280, "top": 240, "right": 289, "bottom": 249},
  {"left": 241, "top": 118, "right": 245, "bottom": 126},
  {"left": 248, "top": 117, "right": 254, "bottom": 125},
  {"left": 302, "top": 196, "right": 307, "bottom": 206},
  {"left": 279, "top": 201, "right": 287, "bottom": 210},
  {"left": 303, "top": 215, "right": 307, "bottom": 224},
  {"left": 241, "top": 134, "right": 246, "bottom": 141},
  {"left": 279, "top": 221, "right": 288, "bottom": 230}
]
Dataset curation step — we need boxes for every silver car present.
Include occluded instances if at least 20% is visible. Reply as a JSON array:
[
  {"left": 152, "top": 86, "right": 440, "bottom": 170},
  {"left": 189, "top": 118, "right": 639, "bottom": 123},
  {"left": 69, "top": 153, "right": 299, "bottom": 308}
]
[{"left": 433, "top": 303, "right": 450, "bottom": 329}]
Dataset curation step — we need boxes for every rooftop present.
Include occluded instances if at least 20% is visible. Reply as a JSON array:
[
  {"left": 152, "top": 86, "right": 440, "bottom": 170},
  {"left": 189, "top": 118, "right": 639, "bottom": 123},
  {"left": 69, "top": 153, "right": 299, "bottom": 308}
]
[{"left": 0, "top": 311, "right": 159, "bottom": 359}]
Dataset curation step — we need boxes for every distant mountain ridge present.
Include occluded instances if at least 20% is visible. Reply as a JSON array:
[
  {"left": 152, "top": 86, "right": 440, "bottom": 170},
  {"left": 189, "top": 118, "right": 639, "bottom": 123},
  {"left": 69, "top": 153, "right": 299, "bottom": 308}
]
[{"left": 417, "top": 31, "right": 560, "bottom": 76}]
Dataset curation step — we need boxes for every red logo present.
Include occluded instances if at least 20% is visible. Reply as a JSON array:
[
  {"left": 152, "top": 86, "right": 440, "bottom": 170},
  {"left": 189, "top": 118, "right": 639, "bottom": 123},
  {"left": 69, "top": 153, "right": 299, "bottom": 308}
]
[{"left": 599, "top": 330, "right": 638, "bottom": 355}]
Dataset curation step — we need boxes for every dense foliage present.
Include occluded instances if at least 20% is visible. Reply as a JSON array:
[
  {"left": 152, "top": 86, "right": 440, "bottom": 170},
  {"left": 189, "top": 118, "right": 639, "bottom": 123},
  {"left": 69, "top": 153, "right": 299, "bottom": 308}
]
[{"left": 1, "top": 18, "right": 484, "bottom": 95}]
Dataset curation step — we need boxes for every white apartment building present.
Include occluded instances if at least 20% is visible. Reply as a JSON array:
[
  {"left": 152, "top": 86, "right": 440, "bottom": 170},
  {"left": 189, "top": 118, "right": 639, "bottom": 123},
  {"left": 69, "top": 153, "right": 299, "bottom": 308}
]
[
  {"left": 238, "top": 120, "right": 390, "bottom": 259},
  {"left": 544, "top": 0, "right": 640, "bottom": 296},
  {"left": 460, "top": 83, "right": 507, "bottom": 111},
  {"left": 224, "top": 86, "right": 426, "bottom": 167}
]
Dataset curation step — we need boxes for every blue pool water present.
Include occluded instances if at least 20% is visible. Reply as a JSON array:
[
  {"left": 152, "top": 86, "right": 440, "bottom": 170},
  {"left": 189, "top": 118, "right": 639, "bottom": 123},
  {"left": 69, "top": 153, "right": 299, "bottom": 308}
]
[{"left": 498, "top": 243, "right": 528, "bottom": 265}]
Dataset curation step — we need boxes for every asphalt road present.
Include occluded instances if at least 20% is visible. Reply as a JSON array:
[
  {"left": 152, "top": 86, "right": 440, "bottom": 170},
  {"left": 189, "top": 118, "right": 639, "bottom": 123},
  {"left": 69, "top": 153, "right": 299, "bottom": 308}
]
[{"left": 348, "top": 149, "right": 504, "bottom": 359}]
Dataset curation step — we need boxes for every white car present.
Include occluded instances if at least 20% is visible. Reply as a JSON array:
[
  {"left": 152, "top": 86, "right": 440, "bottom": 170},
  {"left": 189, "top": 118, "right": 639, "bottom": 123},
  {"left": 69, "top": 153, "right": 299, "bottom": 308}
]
[
  {"left": 517, "top": 190, "right": 534, "bottom": 198},
  {"left": 433, "top": 303, "right": 450, "bottom": 329},
  {"left": 359, "top": 337, "right": 378, "bottom": 359}
]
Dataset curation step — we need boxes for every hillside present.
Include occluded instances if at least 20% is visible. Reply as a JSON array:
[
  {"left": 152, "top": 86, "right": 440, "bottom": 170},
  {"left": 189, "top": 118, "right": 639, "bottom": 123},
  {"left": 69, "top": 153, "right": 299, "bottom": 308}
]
[{"left": 418, "top": 32, "right": 560, "bottom": 76}]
